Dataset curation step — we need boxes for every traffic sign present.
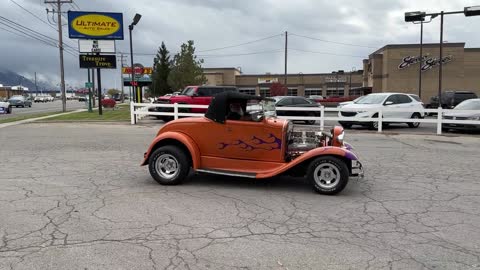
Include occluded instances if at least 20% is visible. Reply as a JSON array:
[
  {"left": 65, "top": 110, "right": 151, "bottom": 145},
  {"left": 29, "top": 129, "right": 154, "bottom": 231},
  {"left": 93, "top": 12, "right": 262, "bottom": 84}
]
[{"left": 85, "top": 82, "right": 93, "bottom": 88}]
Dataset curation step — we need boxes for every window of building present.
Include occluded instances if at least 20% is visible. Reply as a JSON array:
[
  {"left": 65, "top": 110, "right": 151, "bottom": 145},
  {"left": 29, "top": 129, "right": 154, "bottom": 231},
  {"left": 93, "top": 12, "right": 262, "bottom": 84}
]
[
  {"left": 349, "top": 88, "right": 364, "bottom": 96},
  {"left": 238, "top": 88, "right": 256, "bottom": 96},
  {"left": 287, "top": 88, "right": 298, "bottom": 96},
  {"left": 305, "top": 88, "right": 323, "bottom": 97},
  {"left": 259, "top": 88, "right": 270, "bottom": 97},
  {"left": 326, "top": 87, "right": 345, "bottom": 97}
]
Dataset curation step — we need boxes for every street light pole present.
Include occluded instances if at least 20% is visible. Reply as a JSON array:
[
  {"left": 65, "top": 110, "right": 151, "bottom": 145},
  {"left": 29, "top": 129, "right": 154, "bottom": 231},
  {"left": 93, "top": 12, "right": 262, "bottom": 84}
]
[
  {"left": 405, "top": 7, "right": 480, "bottom": 105},
  {"left": 438, "top": 11, "right": 444, "bottom": 108},
  {"left": 129, "top": 25, "right": 135, "bottom": 103},
  {"left": 418, "top": 21, "right": 423, "bottom": 98}
]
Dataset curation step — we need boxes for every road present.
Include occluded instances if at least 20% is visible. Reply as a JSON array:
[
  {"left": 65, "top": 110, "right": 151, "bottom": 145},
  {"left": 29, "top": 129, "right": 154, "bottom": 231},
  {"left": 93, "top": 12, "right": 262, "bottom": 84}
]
[
  {"left": 1, "top": 123, "right": 479, "bottom": 269},
  {"left": 1, "top": 100, "right": 88, "bottom": 119}
]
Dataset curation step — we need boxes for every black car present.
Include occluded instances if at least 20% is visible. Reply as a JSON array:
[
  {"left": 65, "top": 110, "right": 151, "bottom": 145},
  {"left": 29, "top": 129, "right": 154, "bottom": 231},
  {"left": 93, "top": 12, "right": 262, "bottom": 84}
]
[
  {"left": 427, "top": 90, "right": 478, "bottom": 109},
  {"left": 272, "top": 96, "right": 320, "bottom": 125}
]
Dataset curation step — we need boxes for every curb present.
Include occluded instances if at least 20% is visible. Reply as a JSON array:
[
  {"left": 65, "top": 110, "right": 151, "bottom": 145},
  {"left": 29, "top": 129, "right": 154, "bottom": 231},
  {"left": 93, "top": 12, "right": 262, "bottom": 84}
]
[{"left": 0, "top": 109, "right": 87, "bottom": 129}]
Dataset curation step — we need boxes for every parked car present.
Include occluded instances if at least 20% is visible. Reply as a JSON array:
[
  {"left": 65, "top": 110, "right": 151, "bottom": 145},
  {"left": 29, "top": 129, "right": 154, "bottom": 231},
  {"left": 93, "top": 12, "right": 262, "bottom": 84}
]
[
  {"left": 338, "top": 93, "right": 424, "bottom": 129},
  {"left": 149, "top": 85, "right": 238, "bottom": 122},
  {"left": 272, "top": 96, "right": 321, "bottom": 125},
  {"left": 427, "top": 90, "right": 478, "bottom": 109},
  {"left": 34, "top": 96, "right": 45, "bottom": 103},
  {"left": 442, "top": 98, "right": 480, "bottom": 132},
  {"left": 141, "top": 91, "right": 363, "bottom": 195},
  {"left": 8, "top": 96, "right": 32, "bottom": 108},
  {"left": 0, "top": 98, "right": 12, "bottom": 114}
]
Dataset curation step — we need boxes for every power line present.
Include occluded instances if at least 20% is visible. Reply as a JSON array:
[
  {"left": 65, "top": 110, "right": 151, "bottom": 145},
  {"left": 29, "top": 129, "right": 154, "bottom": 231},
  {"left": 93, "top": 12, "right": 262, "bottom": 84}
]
[
  {"left": 9, "top": 0, "right": 77, "bottom": 49},
  {"left": 197, "top": 33, "right": 283, "bottom": 52},
  {"left": 0, "top": 24, "right": 77, "bottom": 57},
  {"left": 10, "top": 0, "right": 57, "bottom": 32},
  {"left": 288, "top": 48, "right": 365, "bottom": 58},
  {"left": 199, "top": 49, "right": 284, "bottom": 58},
  {"left": 71, "top": 1, "right": 80, "bottom": 10},
  {"left": 290, "top": 33, "right": 377, "bottom": 49},
  {"left": 0, "top": 15, "right": 77, "bottom": 54}
]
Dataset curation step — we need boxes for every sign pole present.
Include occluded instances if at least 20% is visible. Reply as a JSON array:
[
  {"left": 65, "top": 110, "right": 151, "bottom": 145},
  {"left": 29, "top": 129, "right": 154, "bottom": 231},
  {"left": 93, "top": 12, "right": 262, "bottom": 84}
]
[
  {"left": 87, "top": 69, "right": 92, "bottom": 112},
  {"left": 91, "top": 68, "right": 96, "bottom": 108},
  {"left": 97, "top": 52, "right": 103, "bottom": 115}
]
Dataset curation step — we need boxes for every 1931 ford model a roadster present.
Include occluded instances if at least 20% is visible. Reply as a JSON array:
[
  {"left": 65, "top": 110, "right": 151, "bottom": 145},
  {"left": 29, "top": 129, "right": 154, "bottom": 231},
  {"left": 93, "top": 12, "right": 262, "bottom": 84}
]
[{"left": 142, "top": 92, "right": 363, "bottom": 195}]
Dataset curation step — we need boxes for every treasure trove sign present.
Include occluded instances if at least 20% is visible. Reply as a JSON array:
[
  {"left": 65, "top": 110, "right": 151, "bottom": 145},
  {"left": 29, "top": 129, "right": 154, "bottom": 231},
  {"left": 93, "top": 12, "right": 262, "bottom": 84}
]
[{"left": 68, "top": 11, "right": 124, "bottom": 40}]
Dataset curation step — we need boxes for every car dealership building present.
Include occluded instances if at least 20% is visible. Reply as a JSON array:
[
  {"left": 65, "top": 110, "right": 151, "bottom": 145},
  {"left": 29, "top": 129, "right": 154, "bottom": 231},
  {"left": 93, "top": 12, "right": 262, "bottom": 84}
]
[{"left": 203, "top": 42, "right": 480, "bottom": 102}]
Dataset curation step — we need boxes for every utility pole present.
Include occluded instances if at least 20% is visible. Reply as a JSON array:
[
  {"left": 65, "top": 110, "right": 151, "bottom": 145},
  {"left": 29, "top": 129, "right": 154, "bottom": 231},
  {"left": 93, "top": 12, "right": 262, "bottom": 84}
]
[
  {"left": 119, "top": 52, "right": 127, "bottom": 103},
  {"left": 418, "top": 21, "right": 424, "bottom": 99},
  {"left": 45, "top": 0, "right": 72, "bottom": 112},
  {"left": 438, "top": 11, "right": 444, "bottom": 108},
  {"left": 284, "top": 31, "right": 288, "bottom": 86},
  {"left": 34, "top": 72, "right": 38, "bottom": 96}
]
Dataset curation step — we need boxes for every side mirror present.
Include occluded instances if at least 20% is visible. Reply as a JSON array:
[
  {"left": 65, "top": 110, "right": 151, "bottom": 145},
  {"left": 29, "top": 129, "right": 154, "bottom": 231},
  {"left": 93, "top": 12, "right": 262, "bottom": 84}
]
[
  {"left": 192, "top": 92, "right": 199, "bottom": 97},
  {"left": 384, "top": 101, "right": 394, "bottom": 105}
]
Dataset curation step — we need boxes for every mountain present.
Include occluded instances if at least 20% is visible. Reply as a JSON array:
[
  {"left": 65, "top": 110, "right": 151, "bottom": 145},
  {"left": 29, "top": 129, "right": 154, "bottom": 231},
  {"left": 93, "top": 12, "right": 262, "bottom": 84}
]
[{"left": 0, "top": 69, "right": 56, "bottom": 92}]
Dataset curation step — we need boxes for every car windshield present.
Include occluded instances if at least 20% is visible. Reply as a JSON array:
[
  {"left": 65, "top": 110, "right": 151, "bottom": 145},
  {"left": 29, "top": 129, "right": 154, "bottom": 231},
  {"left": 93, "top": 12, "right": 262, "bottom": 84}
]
[
  {"left": 9, "top": 96, "right": 23, "bottom": 100},
  {"left": 355, "top": 94, "right": 388, "bottom": 104},
  {"left": 180, "top": 87, "right": 195, "bottom": 96},
  {"left": 454, "top": 99, "right": 480, "bottom": 110}
]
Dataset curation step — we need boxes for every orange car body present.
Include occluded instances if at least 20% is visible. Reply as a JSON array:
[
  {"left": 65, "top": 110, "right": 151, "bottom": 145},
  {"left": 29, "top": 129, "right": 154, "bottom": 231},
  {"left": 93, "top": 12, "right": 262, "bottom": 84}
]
[{"left": 141, "top": 117, "right": 361, "bottom": 179}]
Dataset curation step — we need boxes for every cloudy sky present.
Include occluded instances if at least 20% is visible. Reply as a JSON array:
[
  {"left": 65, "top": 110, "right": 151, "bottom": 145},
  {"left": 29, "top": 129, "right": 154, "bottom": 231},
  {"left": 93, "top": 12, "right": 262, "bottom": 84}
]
[{"left": 1, "top": 0, "right": 480, "bottom": 90}]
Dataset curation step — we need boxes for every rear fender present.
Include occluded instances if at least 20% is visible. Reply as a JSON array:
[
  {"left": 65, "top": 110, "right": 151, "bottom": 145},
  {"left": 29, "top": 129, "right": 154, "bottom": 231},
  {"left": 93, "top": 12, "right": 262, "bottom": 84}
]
[
  {"left": 141, "top": 131, "right": 201, "bottom": 169},
  {"left": 257, "top": 146, "right": 358, "bottom": 178}
]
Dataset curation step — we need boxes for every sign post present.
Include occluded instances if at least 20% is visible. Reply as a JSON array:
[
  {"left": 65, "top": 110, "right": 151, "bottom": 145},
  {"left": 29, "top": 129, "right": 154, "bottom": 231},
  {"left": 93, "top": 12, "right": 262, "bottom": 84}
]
[
  {"left": 87, "top": 69, "right": 92, "bottom": 112},
  {"left": 68, "top": 10, "right": 124, "bottom": 115}
]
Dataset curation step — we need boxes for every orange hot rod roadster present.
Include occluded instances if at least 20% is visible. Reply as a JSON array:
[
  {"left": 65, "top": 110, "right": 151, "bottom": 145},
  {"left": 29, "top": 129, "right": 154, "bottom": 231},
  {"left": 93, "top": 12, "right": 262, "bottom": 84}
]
[{"left": 142, "top": 92, "right": 363, "bottom": 195}]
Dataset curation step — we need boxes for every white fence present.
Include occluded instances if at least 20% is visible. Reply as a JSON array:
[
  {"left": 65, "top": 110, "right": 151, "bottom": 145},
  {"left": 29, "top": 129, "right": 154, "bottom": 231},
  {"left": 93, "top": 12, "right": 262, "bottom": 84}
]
[{"left": 130, "top": 102, "right": 480, "bottom": 135}]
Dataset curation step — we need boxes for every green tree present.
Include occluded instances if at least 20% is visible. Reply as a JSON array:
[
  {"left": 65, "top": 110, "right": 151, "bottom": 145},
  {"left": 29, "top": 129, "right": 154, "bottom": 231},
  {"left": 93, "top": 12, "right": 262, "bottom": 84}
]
[
  {"left": 107, "top": 88, "right": 120, "bottom": 96},
  {"left": 152, "top": 42, "right": 172, "bottom": 96},
  {"left": 168, "top": 40, "right": 207, "bottom": 91}
]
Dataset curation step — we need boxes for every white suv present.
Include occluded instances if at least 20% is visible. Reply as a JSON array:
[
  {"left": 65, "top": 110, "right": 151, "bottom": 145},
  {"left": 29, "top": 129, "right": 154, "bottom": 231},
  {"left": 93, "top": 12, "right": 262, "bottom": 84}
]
[{"left": 338, "top": 93, "right": 424, "bottom": 129}]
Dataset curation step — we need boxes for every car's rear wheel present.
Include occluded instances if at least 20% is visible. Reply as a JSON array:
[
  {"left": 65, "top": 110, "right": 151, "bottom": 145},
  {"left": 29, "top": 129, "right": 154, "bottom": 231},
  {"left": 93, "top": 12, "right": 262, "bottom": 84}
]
[
  {"left": 307, "top": 156, "right": 349, "bottom": 195},
  {"left": 408, "top": 113, "right": 421, "bottom": 128},
  {"left": 148, "top": 145, "right": 190, "bottom": 185}
]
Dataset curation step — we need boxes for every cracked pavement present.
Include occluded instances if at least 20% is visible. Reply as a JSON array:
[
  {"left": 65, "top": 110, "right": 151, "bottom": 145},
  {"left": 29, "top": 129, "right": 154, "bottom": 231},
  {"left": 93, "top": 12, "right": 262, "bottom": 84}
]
[{"left": 0, "top": 123, "right": 479, "bottom": 270}]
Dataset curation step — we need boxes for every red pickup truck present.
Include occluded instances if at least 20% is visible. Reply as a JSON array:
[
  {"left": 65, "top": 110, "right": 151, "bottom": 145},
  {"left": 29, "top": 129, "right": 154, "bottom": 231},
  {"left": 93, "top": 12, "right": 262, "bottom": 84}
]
[{"left": 151, "top": 85, "right": 238, "bottom": 122}]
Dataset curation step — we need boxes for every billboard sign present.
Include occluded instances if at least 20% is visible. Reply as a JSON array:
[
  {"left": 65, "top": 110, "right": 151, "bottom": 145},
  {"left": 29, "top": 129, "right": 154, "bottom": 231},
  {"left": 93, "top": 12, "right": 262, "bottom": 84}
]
[
  {"left": 78, "top": 40, "right": 115, "bottom": 53},
  {"left": 68, "top": 11, "right": 124, "bottom": 40},
  {"left": 258, "top": 77, "right": 278, "bottom": 84},
  {"left": 79, "top": 54, "right": 117, "bottom": 69}
]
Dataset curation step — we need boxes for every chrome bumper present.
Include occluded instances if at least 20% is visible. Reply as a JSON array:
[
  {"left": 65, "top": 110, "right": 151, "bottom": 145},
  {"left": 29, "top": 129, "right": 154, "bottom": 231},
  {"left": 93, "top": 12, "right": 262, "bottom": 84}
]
[{"left": 351, "top": 160, "right": 364, "bottom": 179}]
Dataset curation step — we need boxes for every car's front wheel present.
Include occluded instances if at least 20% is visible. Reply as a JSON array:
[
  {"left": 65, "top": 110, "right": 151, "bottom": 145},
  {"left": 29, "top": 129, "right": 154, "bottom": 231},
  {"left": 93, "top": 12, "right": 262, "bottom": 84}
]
[
  {"left": 307, "top": 156, "right": 349, "bottom": 195},
  {"left": 148, "top": 145, "right": 190, "bottom": 185},
  {"left": 305, "top": 112, "right": 316, "bottom": 125}
]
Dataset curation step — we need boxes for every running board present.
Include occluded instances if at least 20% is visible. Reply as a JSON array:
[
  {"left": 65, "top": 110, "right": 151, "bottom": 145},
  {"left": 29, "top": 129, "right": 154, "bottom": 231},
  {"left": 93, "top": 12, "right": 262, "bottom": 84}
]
[{"left": 195, "top": 168, "right": 257, "bottom": 178}]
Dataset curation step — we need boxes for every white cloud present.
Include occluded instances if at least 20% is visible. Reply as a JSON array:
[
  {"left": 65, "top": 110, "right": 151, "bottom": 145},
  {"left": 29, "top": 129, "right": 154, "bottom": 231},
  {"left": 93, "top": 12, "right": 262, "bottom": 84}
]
[{"left": 1, "top": 0, "right": 480, "bottom": 89}]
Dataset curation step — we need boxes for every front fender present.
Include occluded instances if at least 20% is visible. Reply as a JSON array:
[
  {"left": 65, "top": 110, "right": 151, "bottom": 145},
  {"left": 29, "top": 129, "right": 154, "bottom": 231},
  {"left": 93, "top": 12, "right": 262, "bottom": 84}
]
[
  {"left": 257, "top": 146, "right": 358, "bottom": 178},
  {"left": 141, "top": 131, "right": 201, "bottom": 169}
]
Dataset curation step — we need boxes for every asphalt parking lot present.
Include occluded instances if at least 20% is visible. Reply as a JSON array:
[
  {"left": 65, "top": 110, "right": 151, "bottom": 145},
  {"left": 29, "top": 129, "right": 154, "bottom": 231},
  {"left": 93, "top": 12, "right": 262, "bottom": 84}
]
[{"left": 1, "top": 123, "right": 479, "bottom": 269}]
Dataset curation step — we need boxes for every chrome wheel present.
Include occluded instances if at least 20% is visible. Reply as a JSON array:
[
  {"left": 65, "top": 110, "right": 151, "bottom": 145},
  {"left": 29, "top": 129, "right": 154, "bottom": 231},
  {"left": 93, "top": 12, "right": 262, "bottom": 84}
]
[
  {"left": 313, "top": 163, "right": 341, "bottom": 189},
  {"left": 155, "top": 154, "right": 180, "bottom": 180}
]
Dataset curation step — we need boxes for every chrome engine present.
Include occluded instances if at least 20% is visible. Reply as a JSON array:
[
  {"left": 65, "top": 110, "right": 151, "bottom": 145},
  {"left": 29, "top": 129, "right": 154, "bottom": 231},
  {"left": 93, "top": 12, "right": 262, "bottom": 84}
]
[{"left": 286, "top": 123, "right": 330, "bottom": 160}]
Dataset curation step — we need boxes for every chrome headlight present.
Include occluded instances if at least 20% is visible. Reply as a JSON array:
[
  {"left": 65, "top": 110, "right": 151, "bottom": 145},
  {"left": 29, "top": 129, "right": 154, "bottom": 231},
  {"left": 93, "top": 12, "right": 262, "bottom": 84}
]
[
  {"left": 467, "top": 116, "right": 480, "bottom": 121},
  {"left": 337, "top": 130, "right": 345, "bottom": 144}
]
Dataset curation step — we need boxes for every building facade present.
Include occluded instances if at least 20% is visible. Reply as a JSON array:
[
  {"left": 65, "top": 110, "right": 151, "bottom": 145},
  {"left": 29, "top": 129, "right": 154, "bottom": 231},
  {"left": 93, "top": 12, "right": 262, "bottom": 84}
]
[
  {"left": 363, "top": 43, "right": 480, "bottom": 102},
  {"left": 203, "top": 68, "right": 365, "bottom": 98},
  {"left": 0, "top": 85, "right": 29, "bottom": 99}
]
